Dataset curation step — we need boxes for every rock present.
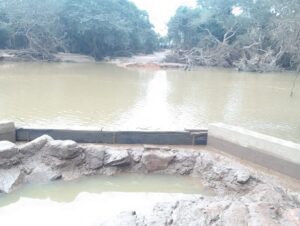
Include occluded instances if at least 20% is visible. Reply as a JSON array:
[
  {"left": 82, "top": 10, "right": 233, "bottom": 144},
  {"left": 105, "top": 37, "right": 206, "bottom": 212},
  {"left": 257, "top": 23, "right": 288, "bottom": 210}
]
[
  {"left": 44, "top": 140, "right": 82, "bottom": 160},
  {"left": 0, "top": 169, "right": 23, "bottom": 193},
  {"left": 169, "top": 199, "right": 233, "bottom": 226},
  {"left": 25, "top": 165, "right": 62, "bottom": 184},
  {"left": 100, "top": 167, "right": 119, "bottom": 176},
  {"left": 50, "top": 173, "right": 62, "bottom": 181},
  {"left": 0, "top": 141, "right": 20, "bottom": 168},
  {"left": 0, "top": 136, "right": 298, "bottom": 226},
  {"left": 104, "top": 149, "right": 131, "bottom": 167},
  {"left": 43, "top": 152, "right": 85, "bottom": 169},
  {"left": 141, "top": 151, "right": 175, "bottom": 172},
  {"left": 167, "top": 151, "right": 197, "bottom": 175},
  {"left": 221, "top": 201, "right": 248, "bottom": 226},
  {"left": 193, "top": 153, "right": 215, "bottom": 173},
  {"left": 250, "top": 184, "right": 284, "bottom": 204},
  {"left": 21, "top": 167, "right": 33, "bottom": 175},
  {"left": 247, "top": 202, "right": 280, "bottom": 226},
  {"left": 235, "top": 170, "right": 251, "bottom": 184},
  {"left": 20, "top": 135, "right": 53, "bottom": 156},
  {"left": 166, "top": 200, "right": 199, "bottom": 225},
  {"left": 0, "top": 141, "right": 18, "bottom": 159},
  {"left": 128, "top": 148, "right": 143, "bottom": 163},
  {"left": 146, "top": 201, "right": 177, "bottom": 226},
  {"left": 192, "top": 153, "right": 257, "bottom": 193},
  {"left": 84, "top": 146, "right": 106, "bottom": 170},
  {"left": 288, "top": 192, "right": 300, "bottom": 205},
  {"left": 281, "top": 208, "right": 300, "bottom": 226}
]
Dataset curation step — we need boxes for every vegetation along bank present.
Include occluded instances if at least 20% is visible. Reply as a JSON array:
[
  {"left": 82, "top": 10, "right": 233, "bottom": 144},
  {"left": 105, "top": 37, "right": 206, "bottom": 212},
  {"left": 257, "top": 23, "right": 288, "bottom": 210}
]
[{"left": 1, "top": 0, "right": 300, "bottom": 72}]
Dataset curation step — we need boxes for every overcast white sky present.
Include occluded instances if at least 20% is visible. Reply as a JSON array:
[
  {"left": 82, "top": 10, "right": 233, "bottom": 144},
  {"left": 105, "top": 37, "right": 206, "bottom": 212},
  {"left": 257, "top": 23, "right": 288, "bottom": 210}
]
[{"left": 130, "top": 0, "right": 197, "bottom": 36}]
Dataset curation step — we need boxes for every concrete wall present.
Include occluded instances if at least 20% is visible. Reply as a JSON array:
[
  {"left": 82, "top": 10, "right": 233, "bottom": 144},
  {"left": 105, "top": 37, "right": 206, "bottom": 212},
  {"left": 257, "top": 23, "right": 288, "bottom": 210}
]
[
  {"left": 208, "top": 123, "right": 300, "bottom": 180},
  {"left": 0, "top": 121, "right": 16, "bottom": 142},
  {"left": 16, "top": 128, "right": 208, "bottom": 145},
  {"left": 12, "top": 122, "right": 300, "bottom": 179}
]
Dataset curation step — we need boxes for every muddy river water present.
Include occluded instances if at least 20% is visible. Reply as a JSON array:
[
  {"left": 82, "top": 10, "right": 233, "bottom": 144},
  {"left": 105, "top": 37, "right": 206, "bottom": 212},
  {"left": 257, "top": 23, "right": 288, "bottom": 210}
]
[
  {"left": 0, "top": 62, "right": 299, "bottom": 142},
  {"left": 0, "top": 174, "right": 210, "bottom": 226}
]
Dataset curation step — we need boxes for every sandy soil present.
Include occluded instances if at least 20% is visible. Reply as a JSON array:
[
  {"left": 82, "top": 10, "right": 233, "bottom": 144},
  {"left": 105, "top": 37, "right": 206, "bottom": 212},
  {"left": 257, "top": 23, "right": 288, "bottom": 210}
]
[{"left": 107, "top": 50, "right": 186, "bottom": 70}]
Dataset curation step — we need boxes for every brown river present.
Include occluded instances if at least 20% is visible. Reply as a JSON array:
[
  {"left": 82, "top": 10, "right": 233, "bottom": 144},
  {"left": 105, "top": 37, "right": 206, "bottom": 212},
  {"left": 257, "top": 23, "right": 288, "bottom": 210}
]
[
  {"left": 0, "top": 62, "right": 299, "bottom": 143},
  {"left": 0, "top": 174, "right": 211, "bottom": 226}
]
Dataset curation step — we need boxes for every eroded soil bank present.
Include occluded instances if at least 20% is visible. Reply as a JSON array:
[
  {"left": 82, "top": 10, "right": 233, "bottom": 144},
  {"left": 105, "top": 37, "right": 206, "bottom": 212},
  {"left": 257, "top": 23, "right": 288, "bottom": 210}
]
[
  {"left": 0, "top": 136, "right": 300, "bottom": 225},
  {"left": 105, "top": 50, "right": 186, "bottom": 70},
  {"left": 0, "top": 49, "right": 183, "bottom": 69}
]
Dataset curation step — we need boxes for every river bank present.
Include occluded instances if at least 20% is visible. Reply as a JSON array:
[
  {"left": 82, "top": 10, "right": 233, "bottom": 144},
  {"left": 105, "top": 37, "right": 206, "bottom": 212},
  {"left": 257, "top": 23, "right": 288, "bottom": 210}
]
[
  {"left": 0, "top": 49, "right": 185, "bottom": 69},
  {"left": 0, "top": 50, "right": 96, "bottom": 64},
  {"left": 0, "top": 134, "right": 300, "bottom": 225},
  {"left": 2, "top": 49, "right": 300, "bottom": 74},
  {"left": 107, "top": 50, "right": 186, "bottom": 70},
  {"left": 0, "top": 49, "right": 298, "bottom": 74}
]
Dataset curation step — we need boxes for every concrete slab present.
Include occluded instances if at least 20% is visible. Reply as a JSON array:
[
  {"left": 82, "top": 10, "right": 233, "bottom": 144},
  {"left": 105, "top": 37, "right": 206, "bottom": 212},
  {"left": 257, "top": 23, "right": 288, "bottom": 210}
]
[
  {"left": 16, "top": 128, "right": 114, "bottom": 144},
  {"left": 0, "top": 121, "right": 16, "bottom": 142},
  {"left": 208, "top": 123, "right": 300, "bottom": 179},
  {"left": 16, "top": 128, "right": 208, "bottom": 145},
  {"left": 115, "top": 131, "right": 193, "bottom": 145}
]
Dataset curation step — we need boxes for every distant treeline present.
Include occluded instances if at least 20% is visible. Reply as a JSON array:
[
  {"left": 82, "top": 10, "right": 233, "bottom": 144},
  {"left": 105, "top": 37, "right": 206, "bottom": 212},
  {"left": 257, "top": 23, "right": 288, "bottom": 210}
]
[
  {"left": 0, "top": 0, "right": 158, "bottom": 59},
  {"left": 1, "top": 0, "right": 300, "bottom": 72},
  {"left": 167, "top": 0, "right": 300, "bottom": 72}
]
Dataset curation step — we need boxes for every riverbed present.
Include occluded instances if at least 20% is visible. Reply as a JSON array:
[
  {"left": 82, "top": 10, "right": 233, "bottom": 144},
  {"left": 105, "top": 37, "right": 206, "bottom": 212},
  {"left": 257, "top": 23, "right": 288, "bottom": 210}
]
[{"left": 0, "top": 62, "right": 299, "bottom": 142}]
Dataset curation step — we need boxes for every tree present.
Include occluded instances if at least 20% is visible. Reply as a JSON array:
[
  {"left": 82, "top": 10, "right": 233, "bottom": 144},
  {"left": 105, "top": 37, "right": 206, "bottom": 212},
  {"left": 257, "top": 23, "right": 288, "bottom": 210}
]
[
  {"left": 58, "top": 0, "right": 158, "bottom": 58},
  {"left": 0, "top": 0, "right": 159, "bottom": 60},
  {"left": 0, "top": 0, "right": 65, "bottom": 55},
  {"left": 167, "top": 0, "right": 300, "bottom": 72}
]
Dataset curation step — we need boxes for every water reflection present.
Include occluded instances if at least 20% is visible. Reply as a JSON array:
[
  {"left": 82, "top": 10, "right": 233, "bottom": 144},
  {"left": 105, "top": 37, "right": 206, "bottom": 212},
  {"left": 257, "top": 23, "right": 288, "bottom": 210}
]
[{"left": 117, "top": 70, "right": 172, "bottom": 129}]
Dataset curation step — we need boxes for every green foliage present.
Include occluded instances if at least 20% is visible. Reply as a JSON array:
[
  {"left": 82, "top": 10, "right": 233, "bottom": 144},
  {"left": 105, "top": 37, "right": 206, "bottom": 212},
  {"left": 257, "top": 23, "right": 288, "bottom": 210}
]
[
  {"left": 0, "top": 10, "right": 9, "bottom": 48},
  {"left": 0, "top": 25, "right": 9, "bottom": 48},
  {"left": 168, "top": 0, "right": 300, "bottom": 71},
  {"left": 0, "top": 0, "right": 158, "bottom": 58},
  {"left": 60, "top": 0, "right": 158, "bottom": 58}
]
